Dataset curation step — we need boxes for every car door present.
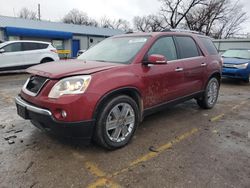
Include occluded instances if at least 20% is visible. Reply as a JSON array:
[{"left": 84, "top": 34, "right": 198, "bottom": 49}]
[
  {"left": 141, "top": 36, "right": 186, "bottom": 108},
  {"left": 22, "top": 42, "right": 43, "bottom": 65},
  {"left": 0, "top": 42, "right": 25, "bottom": 69},
  {"left": 174, "top": 36, "right": 206, "bottom": 94}
]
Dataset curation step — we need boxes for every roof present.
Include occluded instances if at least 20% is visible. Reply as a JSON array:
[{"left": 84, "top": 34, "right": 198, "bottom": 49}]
[
  {"left": 0, "top": 15, "right": 123, "bottom": 37},
  {"left": 0, "top": 40, "right": 51, "bottom": 45}
]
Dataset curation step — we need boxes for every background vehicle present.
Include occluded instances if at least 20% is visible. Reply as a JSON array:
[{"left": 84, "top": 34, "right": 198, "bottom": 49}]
[
  {"left": 0, "top": 40, "right": 59, "bottom": 72},
  {"left": 222, "top": 48, "right": 250, "bottom": 82},
  {"left": 15, "top": 31, "right": 222, "bottom": 149}
]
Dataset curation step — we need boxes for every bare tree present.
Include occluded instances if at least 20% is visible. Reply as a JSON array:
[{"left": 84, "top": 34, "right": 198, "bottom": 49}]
[
  {"left": 63, "top": 9, "right": 98, "bottom": 26},
  {"left": 133, "top": 14, "right": 165, "bottom": 32},
  {"left": 99, "top": 16, "right": 131, "bottom": 31},
  {"left": 184, "top": 0, "right": 247, "bottom": 38},
  {"left": 159, "top": 0, "right": 205, "bottom": 29},
  {"left": 18, "top": 8, "right": 37, "bottom": 20}
]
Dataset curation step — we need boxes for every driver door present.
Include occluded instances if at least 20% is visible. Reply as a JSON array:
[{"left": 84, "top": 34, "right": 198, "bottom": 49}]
[
  {"left": 0, "top": 42, "right": 25, "bottom": 69},
  {"left": 141, "top": 36, "right": 186, "bottom": 108}
]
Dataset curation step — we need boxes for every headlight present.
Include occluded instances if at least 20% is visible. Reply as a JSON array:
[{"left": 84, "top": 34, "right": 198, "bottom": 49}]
[
  {"left": 234, "top": 63, "right": 248, "bottom": 69},
  {"left": 48, "top": 75, "right": 91, "bottom": 98}
]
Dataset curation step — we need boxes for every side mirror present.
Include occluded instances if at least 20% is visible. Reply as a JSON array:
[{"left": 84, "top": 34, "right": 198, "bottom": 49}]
[
  {"left": 0, "top": 49, "right": 5, "bottom": 53},
  {"left": 145, "top": 54, "right": 167, "bottom": 65}
]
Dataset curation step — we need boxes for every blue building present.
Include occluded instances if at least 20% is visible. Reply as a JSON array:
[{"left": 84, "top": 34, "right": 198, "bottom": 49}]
[{"left": 0, "top": 16, "right": 123, "bottom": 57}]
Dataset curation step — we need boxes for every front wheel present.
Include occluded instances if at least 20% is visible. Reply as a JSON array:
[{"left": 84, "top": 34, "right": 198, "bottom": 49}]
[
  {"left": 197, "top": 77, "right": 220, "bottom": 109},
  {"left": 94, "top": 95, "right": 139, "bottom": 149}
]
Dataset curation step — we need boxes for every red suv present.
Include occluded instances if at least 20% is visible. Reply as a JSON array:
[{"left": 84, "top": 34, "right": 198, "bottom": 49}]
[{"left": 15, "top": 31, "right": 222, "bottom": 149}]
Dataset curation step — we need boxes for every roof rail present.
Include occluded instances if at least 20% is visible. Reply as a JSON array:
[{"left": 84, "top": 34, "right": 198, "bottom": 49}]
[{"left": 162, "top": 28, "right": 204, "bottom": 35}]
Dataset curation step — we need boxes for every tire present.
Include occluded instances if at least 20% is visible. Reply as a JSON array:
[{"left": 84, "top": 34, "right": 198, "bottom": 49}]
[
  {"left": 197, "top": 77, "right": 220, "bottom": 109},
  {"left": 40, "top": 58, "right": 54, "bottom": 64},
  {"left": 94, "top": 95, "right": 139, "bottom": 150}
]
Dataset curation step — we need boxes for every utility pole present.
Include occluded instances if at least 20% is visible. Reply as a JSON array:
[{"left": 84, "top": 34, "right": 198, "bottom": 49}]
[{"left": 38, "top": 4, "right": 41, "bottom": 20}]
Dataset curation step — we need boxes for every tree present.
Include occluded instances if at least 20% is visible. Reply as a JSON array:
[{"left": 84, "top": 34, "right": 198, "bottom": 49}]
[
  {"left": 63, "top": 9, "right": 98, "bottom": 26},
  {"left": 99, "top": 16, "right": 131, "bottom": 31},
  {"left": 184, "top": 0, "right": 247, "bottom": 38},
  {"left": 18, "top": 8, "right": 37, "bottom": 20},
  {"left": 159, "top": 0, "right": 205, "bottom": 29},
  {"left": 133, "top": 14, "right": 165, "bottom": 32}
]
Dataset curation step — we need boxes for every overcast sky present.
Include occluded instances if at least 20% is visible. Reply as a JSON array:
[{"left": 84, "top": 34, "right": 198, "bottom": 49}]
[{"left": 0, "top": 0, "right": 249, "bottom": 32}]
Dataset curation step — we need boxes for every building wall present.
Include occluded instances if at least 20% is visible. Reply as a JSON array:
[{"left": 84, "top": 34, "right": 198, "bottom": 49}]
[
  {"left": 88, "top": 36, "right": 106, "bottom": 48},
  {"left": 72, "top": 35, "right": 88, "bottom": 50},
  {"left": 213, "top": 39, "right": 250, "bottom": 53}
]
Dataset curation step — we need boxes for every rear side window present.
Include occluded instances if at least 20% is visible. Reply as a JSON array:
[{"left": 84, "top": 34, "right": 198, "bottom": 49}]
[
  {"left": 199, "top": 37, "right": 218, "bottom": 55},
  {"left": 3, "top": 43, "right": 22, "bottom": 52},
  {"left": 22, "top": 42, "right": 49, "bottom": 51},
  {"left": 175, "top": 36, "right": 200, "bottom": 59},
  {"left": 147, "top": 37, "right": 177, "bottom": 60}
]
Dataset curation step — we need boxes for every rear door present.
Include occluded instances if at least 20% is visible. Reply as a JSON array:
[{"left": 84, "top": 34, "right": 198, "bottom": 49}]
[
  {"left": 142, "top": 36, "right": 186, "bottom": 107},
  {"left": 22, "top": 42, "right": 49, "bottom": 65},
  {"left": 174, "top": 36, "right": 206, "bottom": 94},
  {"left": 0, "top": 42, "right": 26, "bottom": 69}
]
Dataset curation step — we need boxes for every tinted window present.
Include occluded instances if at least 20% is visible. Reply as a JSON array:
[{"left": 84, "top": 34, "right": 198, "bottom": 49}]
[
  {"left": 3, "top": 43, "right": 22, "bottom": 52},
  {"left": 199, "top": 37, "right": 218, "bottom": 55},
  {"left": 147, "top": 37, "right": 177, "bottom": 60},
  {"left": 175, "top": 36, "right": 200, "bottom": 59},
  {"left": 22, "top": 42, "right": 48, "bottom": 51}
]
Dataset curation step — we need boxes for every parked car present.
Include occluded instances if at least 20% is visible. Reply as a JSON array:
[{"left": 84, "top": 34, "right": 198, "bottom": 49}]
[
  {"left": 15, "top": 31, "right": 222, "bottom": 149},
  {"left": 0, "top": 40, "right": 59, "bottom": 72},
  {"left": 222, "top": 48, "right": 250, "bottom": 82},
  {"left": 77, "top": 49, "right": 86, "bottom": 57}
]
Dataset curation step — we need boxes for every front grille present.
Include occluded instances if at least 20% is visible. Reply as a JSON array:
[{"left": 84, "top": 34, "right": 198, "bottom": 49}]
[{"left": 25, "top": 76, "right": 48, "bottom": 95}]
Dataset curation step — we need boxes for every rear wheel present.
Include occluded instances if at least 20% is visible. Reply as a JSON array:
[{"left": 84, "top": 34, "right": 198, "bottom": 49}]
[
  {"left": 94, "top": 95, "right": 139, "bottom": 149},
  {"left": 197, "top": 77, "right": 219, "bottom": 109},
  {"left": 40, "top": 58, "right": 54, "bottom": 64}
]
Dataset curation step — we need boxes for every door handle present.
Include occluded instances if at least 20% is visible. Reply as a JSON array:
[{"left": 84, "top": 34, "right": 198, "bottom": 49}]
[
  {"left": 175, "top": 67, "right": 184, "bottom": 72},
  {"left": 201, "top": 62, "right": 207, "bottom": 67}
]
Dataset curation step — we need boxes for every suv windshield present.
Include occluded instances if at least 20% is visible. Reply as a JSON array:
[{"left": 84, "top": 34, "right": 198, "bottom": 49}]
[
  {"left": 78, "top": 36, "right": 149, "bottom": 64},
  {"left": 222, "top": 49, "right": 250, "bottom": 59}
]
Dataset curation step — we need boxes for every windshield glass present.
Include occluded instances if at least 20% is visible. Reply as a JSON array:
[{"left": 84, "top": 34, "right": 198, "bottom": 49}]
[
  {"left": 222, "top": 49, "right": 250, "bottom": 59},
  {"left": 78, "top": 36, "right": 149, "bottom": 64}
]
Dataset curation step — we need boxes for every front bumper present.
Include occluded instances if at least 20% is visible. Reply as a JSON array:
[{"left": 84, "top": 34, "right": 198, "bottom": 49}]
[
  {"left": 222, "top": 67, "right": 249, "bottom": 80},
  {"left": 15, "top": 96, "right": 95, "bottom": 139}
]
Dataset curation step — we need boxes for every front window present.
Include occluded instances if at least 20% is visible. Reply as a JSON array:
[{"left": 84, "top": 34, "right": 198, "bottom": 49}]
[
  {"left": 78, "top": 36, "right": 150, "bottom": 64},
  {"left": 222, "top": 49, "right": 250, "bottom": 59}
]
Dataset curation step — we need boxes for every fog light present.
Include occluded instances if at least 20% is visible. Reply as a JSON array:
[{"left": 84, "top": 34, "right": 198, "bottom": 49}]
[{"left": 61, "top": 110, "right": 67, "bottom": 118}]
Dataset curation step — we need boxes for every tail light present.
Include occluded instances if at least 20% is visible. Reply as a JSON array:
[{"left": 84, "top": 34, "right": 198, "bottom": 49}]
[
  {"left": 50, "top": 49, "right": 58, "bottom": 54},
  {"left": 220, "top": 57, "right": 224, "bottom": 65}
]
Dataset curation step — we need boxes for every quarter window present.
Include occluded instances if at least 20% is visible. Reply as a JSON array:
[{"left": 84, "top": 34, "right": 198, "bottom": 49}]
[
  {"left": 175, "top": 36, "right": 200, "bottom": 59},
  {"left": 147, "top": 37, "right": 177, "bottom": 61},
  {"left": 199, "top": 37, "right": 218, "bottom": 55}
]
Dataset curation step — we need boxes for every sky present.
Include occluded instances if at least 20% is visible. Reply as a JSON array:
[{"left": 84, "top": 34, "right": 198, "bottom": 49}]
[{"left": 0, "top": 0, "right": 249, "bottom": 32}]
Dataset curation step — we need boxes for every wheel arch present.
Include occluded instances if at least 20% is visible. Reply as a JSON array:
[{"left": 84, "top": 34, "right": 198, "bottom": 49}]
[
  {"left": 206, "top": 71, "right": 221, "bottom": 88},
  {"left": 40, "top": 57, "right": 54, "bottom": 63},
  {"left": 93, "top": 87, "right": 143, "bottom": 122}
]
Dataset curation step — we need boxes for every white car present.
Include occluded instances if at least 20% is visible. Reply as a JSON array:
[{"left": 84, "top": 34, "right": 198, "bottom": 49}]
[{"left": 0, "top": 40, "right": 59, "bottom": 72}]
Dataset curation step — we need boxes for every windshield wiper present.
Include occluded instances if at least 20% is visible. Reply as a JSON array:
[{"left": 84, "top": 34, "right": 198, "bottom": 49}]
[{"left": 94, "top": 60, "right": 108, "bottom": 62}]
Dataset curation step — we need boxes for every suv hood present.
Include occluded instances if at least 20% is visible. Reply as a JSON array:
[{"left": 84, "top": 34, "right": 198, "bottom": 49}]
[
  {"left": 27, "top": 59, "right": 125, "bottom": 79},
  {"left": 223, "top": 57, "right": 250, "bottom": 65}
]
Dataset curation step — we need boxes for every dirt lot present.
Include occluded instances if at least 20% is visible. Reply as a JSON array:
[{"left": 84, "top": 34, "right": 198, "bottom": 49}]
[{"left": 0, "top": 73, "right": 249, "bottom": 188}]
